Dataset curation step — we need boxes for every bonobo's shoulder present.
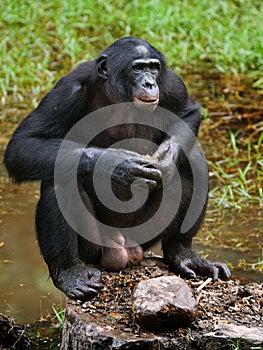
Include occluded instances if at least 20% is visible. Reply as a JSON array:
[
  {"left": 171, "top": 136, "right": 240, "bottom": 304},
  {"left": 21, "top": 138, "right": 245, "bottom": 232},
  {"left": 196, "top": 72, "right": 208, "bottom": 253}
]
[
  {"left": 166, "top": 69, "right": 184, "bottom": 81},
  {"left": 159, "top": 69, "right": 200, "bottom": 118},
  {"left": 56, "top": 60, "right": 97, "bottom": 86},
  {"left": 159, "top": 69, "right": 187, "bottom": 94},
  {"left": 159, "top": 69, "right": 187, "bottom": 111},
  {"left": 72, "top": 60, "right": 97, "bottom": 76},
  {"left": 165, "top": 69, "right": 189, "bottom": 92}
]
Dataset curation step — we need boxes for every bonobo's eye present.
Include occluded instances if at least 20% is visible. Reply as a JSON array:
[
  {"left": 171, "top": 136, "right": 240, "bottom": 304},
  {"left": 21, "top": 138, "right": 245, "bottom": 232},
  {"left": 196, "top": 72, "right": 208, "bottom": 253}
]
[
  {"left": 132, "top": 63, "right": 145, "bottom": 73},
  {"left": 131, "top": 59, "right": 161, "bottom": 76},
  {"left": 149, "top": 62, "right": 161, "bottom": 73}
]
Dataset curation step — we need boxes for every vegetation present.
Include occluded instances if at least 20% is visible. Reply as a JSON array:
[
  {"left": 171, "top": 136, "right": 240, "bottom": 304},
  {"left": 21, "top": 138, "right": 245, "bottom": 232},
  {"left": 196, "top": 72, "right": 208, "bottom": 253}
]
[
  {"left": 1, "top": 0, "right": 262, "bottom": 101},
  {"left": 1, "top": 0, "right": 262, "bottom": 208},
  {"left": 208, "top": 130, "right": 263, "bottom": 209},
  {"left": 51, "top": 306, "right": 65, "bottom": 328}
]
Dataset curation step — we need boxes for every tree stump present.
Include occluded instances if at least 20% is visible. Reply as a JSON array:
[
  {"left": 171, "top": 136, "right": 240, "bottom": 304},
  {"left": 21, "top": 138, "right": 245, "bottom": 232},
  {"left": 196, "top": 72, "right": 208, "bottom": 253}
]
[{"left": 60, "top": 258, "right": 263, "bottom": 350}]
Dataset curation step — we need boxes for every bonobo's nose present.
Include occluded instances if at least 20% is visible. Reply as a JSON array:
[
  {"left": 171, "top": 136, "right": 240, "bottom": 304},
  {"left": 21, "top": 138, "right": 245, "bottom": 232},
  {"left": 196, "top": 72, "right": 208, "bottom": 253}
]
[
  {"left": 142, "top": 76, "right": 156, "bottom": 89},
  {"left": 144, "top": 81, "right": 155, "bottom": 89}
]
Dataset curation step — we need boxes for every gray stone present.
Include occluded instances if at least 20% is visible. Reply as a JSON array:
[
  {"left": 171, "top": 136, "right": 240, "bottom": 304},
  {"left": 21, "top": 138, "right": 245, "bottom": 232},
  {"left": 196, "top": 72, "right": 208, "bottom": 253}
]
[
  {"left": 203, "top": 324, "right": 263, "bottom": 350},
  {"left": 133, "top": 276, "right": 196, "bottom": 331}
]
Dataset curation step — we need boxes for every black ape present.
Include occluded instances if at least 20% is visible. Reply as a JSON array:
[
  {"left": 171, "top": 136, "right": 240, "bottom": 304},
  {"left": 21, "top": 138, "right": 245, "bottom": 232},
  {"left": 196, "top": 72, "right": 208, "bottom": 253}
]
[{"left": 4, "top": 37, "right": 231, "bottom": 300}]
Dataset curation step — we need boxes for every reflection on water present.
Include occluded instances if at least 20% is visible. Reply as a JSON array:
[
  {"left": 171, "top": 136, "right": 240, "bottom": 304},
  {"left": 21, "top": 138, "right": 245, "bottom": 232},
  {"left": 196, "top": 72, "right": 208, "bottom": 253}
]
[
  {"left": 0, "top": 146, "right": 262, "bottom": 324},
  {"left": 0, "top": 200, "right": 65, "bottom": 323},
  {"left": 0, "top": 151, "right": 65, "bottom": 323},
  {"left": 194, "top": 208, "right": 263, "bottom": 284}
]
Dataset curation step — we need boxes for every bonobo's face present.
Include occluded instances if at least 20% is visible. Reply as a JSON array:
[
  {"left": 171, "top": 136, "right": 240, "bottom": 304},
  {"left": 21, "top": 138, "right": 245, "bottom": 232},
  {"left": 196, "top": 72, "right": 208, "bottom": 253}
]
[
  {"left": 129, "top": 57, "right": 160, "bottom": 111},
  {"left": 96, "top": 40, "right": 162, "bottom": 110},
  {"left": 128, "top": 45, "right": 161, "bottom": 112}
]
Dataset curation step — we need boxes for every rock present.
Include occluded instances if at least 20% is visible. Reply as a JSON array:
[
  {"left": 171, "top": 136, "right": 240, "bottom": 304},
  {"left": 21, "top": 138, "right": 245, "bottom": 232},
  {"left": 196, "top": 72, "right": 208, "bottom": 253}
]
[
  {"left": 133, "top": 276, "right": 196, "bottom": 331},
  {"left": 204, "top": 324, "right": 263, "bottom": 349}
]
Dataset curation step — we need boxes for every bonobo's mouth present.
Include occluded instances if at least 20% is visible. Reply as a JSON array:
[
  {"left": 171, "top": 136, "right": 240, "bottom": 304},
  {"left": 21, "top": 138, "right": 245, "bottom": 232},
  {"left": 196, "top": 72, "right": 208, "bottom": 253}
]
[{"left": 133, "top": 96, "right": 159, "bottom": 106}]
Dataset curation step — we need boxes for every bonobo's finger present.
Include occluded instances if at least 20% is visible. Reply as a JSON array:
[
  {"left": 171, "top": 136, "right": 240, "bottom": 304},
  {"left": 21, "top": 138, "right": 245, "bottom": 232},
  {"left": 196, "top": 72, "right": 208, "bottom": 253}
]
[
  {"left": 131, "top": 164, "right": 162, "bottom": 180},
  {"left": 133, "top": 178, "right": 158, "bottom": 190},
  {"left": 67, "top": 287, "right": 99, "bottom": 301},
  {"left": 153, "top": 142, "right": 170, "bottom": 160},
  {"left": 87, "top": 268, "right": 101, "bottom": 281},
  {"left": 180, "top": 266, "right": 196, "bottom": 279},
  {"left": 188, "top": 259, "right": 220, "bottom": 281},
  {"left": 171, "top": 261, "right": 197, "bottom": 279},
  {"left": 211, "top": 265, "right": 219, "bottom": 281},
  {"left": 214, "top": 262, "right": 231, "bottom": 280},
  {"left": 132, "top": 155, "right": 159, "bottom": 167},
  {"left": 86, "top": 281, "right": 104, "bottom": 290},
  {"left": 144, "top": 179, "right": 158, "bottom": 190}
]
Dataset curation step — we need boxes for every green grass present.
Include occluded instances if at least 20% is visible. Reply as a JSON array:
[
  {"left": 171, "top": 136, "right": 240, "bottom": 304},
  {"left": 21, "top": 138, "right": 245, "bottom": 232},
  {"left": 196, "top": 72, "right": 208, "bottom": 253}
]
[
  {"left": 51, "top": 305, "right": 65, "bottom": 328},
  {"left": 1, "top": 0, "right": 262, "bottom": 209},
  {"left": 1, "top": 0, "right": 263, "bottom": 102},
  {"left": 208, "top": 130, "right": 263, "bottom": 209}
]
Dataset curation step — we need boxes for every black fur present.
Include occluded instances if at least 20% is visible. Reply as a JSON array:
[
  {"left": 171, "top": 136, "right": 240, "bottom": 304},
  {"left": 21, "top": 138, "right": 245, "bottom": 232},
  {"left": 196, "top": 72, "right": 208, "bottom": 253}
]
[{"left": 4, "top": 37, "right": 230, "bottom": 300}]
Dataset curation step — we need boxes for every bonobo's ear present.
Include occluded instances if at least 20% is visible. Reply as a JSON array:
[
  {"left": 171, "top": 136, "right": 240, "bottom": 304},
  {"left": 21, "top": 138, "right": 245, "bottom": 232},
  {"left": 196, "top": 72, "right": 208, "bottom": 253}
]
[{"left": 96, "top": 54, "right": 109, "bottom": 79}]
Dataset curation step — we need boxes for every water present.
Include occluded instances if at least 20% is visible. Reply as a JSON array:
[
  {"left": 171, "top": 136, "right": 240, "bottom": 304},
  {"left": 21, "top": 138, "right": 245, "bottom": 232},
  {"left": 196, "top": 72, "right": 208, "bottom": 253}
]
[{"left": 0, "top": 151, "right": 65, "bottom": 323}]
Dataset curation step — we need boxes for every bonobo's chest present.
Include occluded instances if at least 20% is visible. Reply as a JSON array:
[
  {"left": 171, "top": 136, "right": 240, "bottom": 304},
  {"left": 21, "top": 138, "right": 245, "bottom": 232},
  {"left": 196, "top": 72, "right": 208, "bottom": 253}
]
[{"left": 90, "top": 123, "right": 164, "bottom": 155}]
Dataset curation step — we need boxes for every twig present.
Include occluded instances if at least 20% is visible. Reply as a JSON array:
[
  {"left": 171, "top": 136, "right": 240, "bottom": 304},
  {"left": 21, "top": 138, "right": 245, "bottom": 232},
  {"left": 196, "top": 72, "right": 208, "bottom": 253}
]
[{"left": 196, "top": 277, "right": 213, "bottom": 292}]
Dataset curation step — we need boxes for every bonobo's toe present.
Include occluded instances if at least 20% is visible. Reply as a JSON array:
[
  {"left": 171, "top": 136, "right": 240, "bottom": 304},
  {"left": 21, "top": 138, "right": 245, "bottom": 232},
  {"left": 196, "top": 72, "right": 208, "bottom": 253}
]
[
  {"left": 213, "top": 262, "right": 231, "bottom": 281},
  {"left": 167, "top": 248, "right": 231, "bottom": 281},
  {"left": 53, "top": 264, "right": 104, "bottom": 301}
]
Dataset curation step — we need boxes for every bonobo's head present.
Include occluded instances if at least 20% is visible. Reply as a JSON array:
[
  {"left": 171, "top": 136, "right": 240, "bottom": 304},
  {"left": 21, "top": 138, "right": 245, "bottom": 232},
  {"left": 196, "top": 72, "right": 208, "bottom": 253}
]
[{"left": 96, "top": 37, "right": 166, "bottom": 111}]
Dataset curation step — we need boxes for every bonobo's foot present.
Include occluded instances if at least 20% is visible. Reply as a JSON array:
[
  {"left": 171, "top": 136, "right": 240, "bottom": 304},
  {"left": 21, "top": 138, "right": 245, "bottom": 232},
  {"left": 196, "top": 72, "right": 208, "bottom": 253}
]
[
  {"left": 165, "top": 246, "right": 231, "bottom": 281},
  {"left": 52, "top": 264, "right": 104, "bottom": 301}
]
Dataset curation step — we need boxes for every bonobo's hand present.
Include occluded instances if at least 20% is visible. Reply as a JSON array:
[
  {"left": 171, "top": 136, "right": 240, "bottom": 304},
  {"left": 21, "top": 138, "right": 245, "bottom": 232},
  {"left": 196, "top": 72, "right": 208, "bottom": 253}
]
[
  {"left": 108, "top": 148, "right": 162, "bottom": 191},
  {"left": 52, "top": 263, "right": 104, "bottom": 301},
  {"left": 79, "top": 147, "right": 162, "bottom": 190},
  {"left": 153, "top": 139, "right": 180, "bottom": 183},
  {"left": 165, "top": 246, "right": 231, "bottom": 281}
]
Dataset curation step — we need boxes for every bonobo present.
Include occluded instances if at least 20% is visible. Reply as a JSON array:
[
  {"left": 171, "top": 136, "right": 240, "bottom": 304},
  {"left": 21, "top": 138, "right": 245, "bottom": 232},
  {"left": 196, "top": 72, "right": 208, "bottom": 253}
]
[{"left": 4, "top": 37, "right": 231, "bottom": 301}]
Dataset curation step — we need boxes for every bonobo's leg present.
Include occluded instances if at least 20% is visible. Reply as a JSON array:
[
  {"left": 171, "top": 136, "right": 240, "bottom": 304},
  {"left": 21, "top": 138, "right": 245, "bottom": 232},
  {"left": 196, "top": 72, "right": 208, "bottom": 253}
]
[
  {"left": 36, "top": 180, "right": 103, "bottom": 301},
  {"left": 162, "top": 163, "right": 231, "bottom": 281}
]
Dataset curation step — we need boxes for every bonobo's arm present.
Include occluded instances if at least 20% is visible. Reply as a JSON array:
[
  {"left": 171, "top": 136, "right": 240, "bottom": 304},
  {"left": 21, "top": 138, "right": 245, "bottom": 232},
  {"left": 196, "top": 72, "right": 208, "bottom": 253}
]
[
  {"left": 158, "top": 71, "right": 231, "bottom": 281},
  {"left": 155, "top": 70, "right": 201, "bottom": 179},
  {"left": 4, "top": 62, "right": 161, "bottom": 188},
  {"left": 4, "top": 61, "right": 100, "bottom": 183}
]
